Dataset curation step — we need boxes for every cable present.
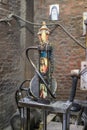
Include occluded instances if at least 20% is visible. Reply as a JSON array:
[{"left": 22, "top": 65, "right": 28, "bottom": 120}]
[
  {"left": 58, "top": 23, "right": 86, "bottom": 49},
  {"left": 12, "top": 14, "right": 86, "bottom": 49},
  {"left": 0, "top": 9, "right": 86, "bottom": 49}
]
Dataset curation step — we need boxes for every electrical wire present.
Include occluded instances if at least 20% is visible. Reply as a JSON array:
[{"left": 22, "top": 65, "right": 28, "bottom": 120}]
[{"left": 0, "top": 9, "right": 86, "bottom": 49}]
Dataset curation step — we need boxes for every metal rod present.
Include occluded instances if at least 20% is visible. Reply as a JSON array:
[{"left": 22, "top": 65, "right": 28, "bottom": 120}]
[
  {"left": 43, "top": 109, "right": 47, "bottom": 130},
  {"left": 26, "top": 108, "right": 30, "bottom": 130},
  {"left": 62, "top": 113, "right": 67, "bottom": 130}
]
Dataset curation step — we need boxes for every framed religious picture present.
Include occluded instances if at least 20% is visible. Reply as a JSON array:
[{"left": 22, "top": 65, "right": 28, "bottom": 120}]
[
  {"left": 83, "top": 12, "right": 87, "bottom": 35},
  {"left": 40, "top": 83, "right": 47, "bottom": 98},
  {"left": 80, "top": 61, "right": 87, "bottom": 90},
  {"left": 40, "top": 57, "right": 48, "bottom": 74},
  {"left": 49, "top": 4, "right": 59, "bottom": 21}
]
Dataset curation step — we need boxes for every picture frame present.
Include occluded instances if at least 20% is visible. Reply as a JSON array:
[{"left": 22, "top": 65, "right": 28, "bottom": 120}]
[
  {"left": 83, "top": 12, "right": 87, "bottom": 35},
  {"left": 49, "top": 4, "right": 59, "bottom": 21}
]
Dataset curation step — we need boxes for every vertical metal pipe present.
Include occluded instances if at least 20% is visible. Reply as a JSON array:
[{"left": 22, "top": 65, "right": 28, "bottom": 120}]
[
  {"left": 67, "top": 110, "right": 70, "bottom": 130},
  {"left": 20, "top": 0, "right": 26, "bottom": 80},
  {"left": 26, "top": 108, "right": 30, "bottom": 130},
  {"left": 20, "top": 108, "right": 25, "bottom": 130},
  {"left": 43, "top": 109, "right": 47, "bottom": 130},
  {"left": 69, "top": 76, "right": 78, "bottom": 102},
  {"left": 62, "top": 113, "right": 67, "bottom": 130}
]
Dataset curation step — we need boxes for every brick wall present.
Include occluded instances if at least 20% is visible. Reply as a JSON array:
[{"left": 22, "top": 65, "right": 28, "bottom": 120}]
[
  {"left": 0, "top": 1, "right": 21, "bottom": 129},
  {"left": 0, "top": 0, "right": 34, "bottom": 129},
  {"left": 0, "top": 0, "right": 87, "bottom": 129},
  {"left": 34, "top": 0, "right": 87, "bottom": 100}
]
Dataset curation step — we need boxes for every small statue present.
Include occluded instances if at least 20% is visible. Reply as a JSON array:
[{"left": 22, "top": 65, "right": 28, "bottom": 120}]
[{"left": 37, "top": 21, "right": 50, "bottom": 44}]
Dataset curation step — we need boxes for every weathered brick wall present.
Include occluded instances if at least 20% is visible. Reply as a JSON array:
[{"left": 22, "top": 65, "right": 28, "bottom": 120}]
[
  {"left": 0, "top": 0, "right": 87, "bottom": 129},
  {"left": 0, "top": 1, "right": 21, "bottom": 129},
  {"left": 0, "top": 0, "right": 34, "bottom": 129},
  {"left": 34, "top": 0, "right": 87, "bottom": 100}
]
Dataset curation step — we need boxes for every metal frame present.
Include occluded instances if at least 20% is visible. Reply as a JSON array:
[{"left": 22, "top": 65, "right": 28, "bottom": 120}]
[{"left": 18, "top": 97, "right": 72, "bottom": 130}]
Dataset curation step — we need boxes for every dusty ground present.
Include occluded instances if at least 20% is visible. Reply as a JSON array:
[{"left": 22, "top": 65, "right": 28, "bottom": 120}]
[
  {"left": 4, "top": 122, "right": 83, "bottom": 130},
  {"left": 47, "top": 122, "right": 83, "bottom": 130}
]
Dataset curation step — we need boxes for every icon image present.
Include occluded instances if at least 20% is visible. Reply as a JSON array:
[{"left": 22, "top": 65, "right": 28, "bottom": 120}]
[
  {"left": 40, "top": 57, "right": 48, "bottom": 73},
  {"left": 40, "top": 83, "right": 47, "bottom": 98},
  {"left": 83, "top": 12, "right": 87, "bottom": 35},
  {"left": 49, "top": 4, "right": 59, "bottom": 21}
]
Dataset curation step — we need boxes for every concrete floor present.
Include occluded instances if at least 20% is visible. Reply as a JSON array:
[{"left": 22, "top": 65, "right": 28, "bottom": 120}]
[
  {"left": 47, "top": 122, "right": 83, "bottom": 130},
  {"left": 4, "top": 122, "right": 84, "bottom": 130},
  {"left": 3, "top": 126, "right": 12, "bottom": 130}
]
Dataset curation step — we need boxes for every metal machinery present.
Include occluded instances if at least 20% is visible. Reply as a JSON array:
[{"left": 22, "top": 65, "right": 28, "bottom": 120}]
[
  {"left": 26, "top": 21, "right": 56, "bottom": 102},
  {"left": 16, "top": 22, "right": 80, "bottom": 130},
  {"left": 75, "top": 19, "right": 87, "bottom": 130},
  {"left": 69, "top": 19, "right": 87, "bottom": 130},
  {"left": 11, "top": 22, "right": 58, "bottom": 130},
  {"left": 11, "top": 20, "right": 87, "bottom": 130}
]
